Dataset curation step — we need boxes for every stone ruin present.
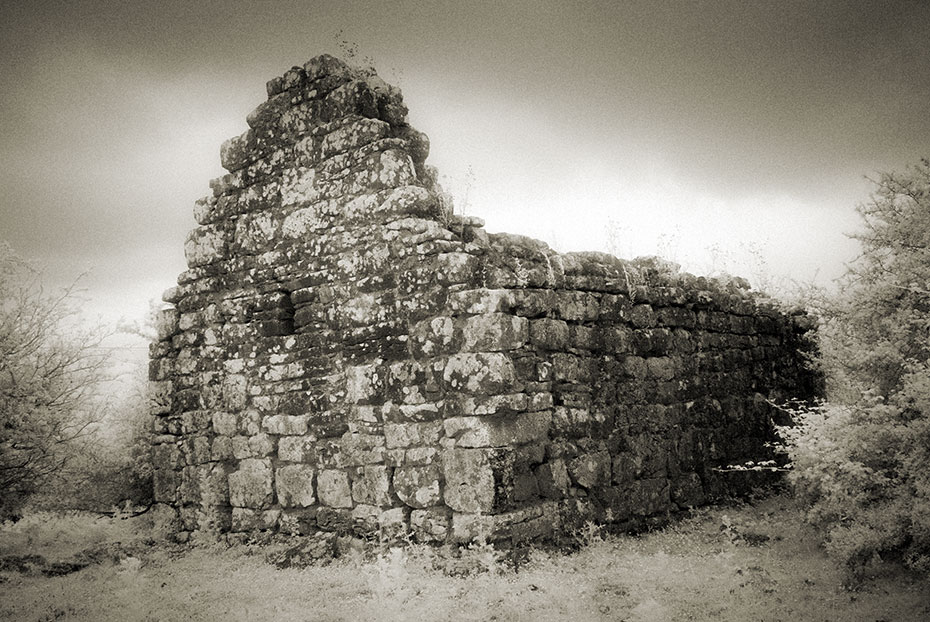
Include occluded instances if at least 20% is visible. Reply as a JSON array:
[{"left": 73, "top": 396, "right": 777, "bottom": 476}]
[{"left": 149, "top": 55, "right": 819, "bottom": 543}]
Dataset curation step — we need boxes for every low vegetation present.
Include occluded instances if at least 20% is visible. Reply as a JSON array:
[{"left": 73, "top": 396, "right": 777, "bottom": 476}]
[
  {"left": 777, "top": 159, "right": 930, "bottom": 574},
  {"left": 1, "top": 492, "right": 927, "bottom": 622}
]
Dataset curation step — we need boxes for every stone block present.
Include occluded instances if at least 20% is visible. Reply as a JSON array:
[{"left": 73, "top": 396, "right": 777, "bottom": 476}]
[
  {"left": 222, "top": 374, "right": 248, "bottom": 410},
  {"left": 152, "top": 443, "right": 181, "bottom": 471},
  {"left": 447, "top": 289, "right": 514, "bottom": 314},
  {"left": 384, "top": 420, "right": 443, "bottom": 449},
  {"left": 513, "top": 472, "right": 539, "bottom": 502},
  {"left": 375, "top": 184, "right": 439, "bottom": 219},
  {"left": 551, "top": 353, "right": 592, "bottom": 384},
  {"left": 536, "top": 459, "right": 570, "bottom": 499},
  {"left": 529, "top": 318, "right": 569, "bottom": 350},
  {"left": 450, "top": 512, "right": 496, "bottom": 543},
  {"left": 263, "top": 414, "right": 310, "bottom": 435},
  {"left": 410, "top": 316, "right": 457, "bottom": 357},
  {"left": 630, "top": 304, "right": 656, "bottom": 328},
  {"left": 388, "top": 402, "right": 443, "bottom": 423},
  {"left": 155, "top": 308, "right": 180, "bottom": 341},
  {"left": 671, "top": 472, "right": 705, "bottom": 508},
  {"left": 276, "top": 464, "right": 316, "bottom": 507},
  {"left": 231, "top": 508, "right": 281, "bottom": 532},
  {"left": 340, "top": 432, "right": 386, "bottom": 466},
  {"left": 630, "top": 478, "right": 670, "bottom": 516},
  {"left": 183, "top": 224, "right": 227, "bottom": 268},
  {"left": 182, "top": 435, "right": 212, "bottom": 465},
  {"left": 321, "top": 118, "right": 391, "bottom": 158},
  {"left": 248, "top": 433, "right": 276, "bottom": 457},
  {"left": 153, "top": 468, "right": 178, "bottom": 503},
  {"left": 317, "top": 469, "right": 353, "bottom": 508},
  {"left": 443, "top": 411, "right": 551, "bottom": 448},
  {"left": 569, "top": 325, "right": 595, "bottom": 350},
  {"left": 211, "top": 436, "right": 233, "bottom": 461},
  {"left": 442, "top": 448, "right": 495, "bottom": 513},
  {"left": 378, "top": 507, "right": 410, "bottom": 541},
  {"left": 568, "top": 450, "right": 611, "bottom": 489},
  {"left": 442, "top": 352, "right": 518, "bottom": 394},
  {"left": 461, "top": 313, "right": 528, "bottom": 351},
  {"left": 393, "top": 464, "right": 442, "bottom": 508},
  {"left": 345, "top": 360, "right": 385, "bottom": 404},
  {"left": 646, "top": 357, "right": 676, "bottom": 381},
  {"left": 212, "top": 411, "right": 238, "bottom": 436},
  {"left": 278, "top": 436, "right": 315, "bottom": 462},
  {"left": 180, "top": 410, "right": 212, "bottom": 434},
  {"left": 228, "top": 458, "right": 274, "bottom": 508},
  {"left": 352, "top": 465, "right": 392, "bottom": 506},
  {"left": 304, "top": 53, "right": 351, "bottom": 82},
  {"left": 554, "top": 291, "right": 599, "bottom": 321}
]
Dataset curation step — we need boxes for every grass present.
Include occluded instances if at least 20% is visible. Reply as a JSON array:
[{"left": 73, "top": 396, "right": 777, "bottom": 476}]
[{"left": 1, "top": 493, "right": 927, "bottom": 621}]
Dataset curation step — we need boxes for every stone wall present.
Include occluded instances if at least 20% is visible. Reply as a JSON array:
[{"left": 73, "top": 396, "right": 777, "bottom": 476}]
[{"left": 149, "top": 55, "right": 819, "bottom": 543}]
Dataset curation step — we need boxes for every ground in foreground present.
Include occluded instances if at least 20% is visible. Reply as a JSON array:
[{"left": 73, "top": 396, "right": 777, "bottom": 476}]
[{"left": 1, "top": 493, "right": 927, "bottom": 621}]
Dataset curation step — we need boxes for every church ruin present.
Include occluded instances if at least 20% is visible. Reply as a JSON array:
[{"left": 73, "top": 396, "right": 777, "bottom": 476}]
[{"left": 149, "top": 55, "right": 818, "bottom": 542}]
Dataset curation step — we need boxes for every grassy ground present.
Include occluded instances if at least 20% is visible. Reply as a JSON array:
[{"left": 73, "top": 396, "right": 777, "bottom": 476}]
[{"left": 1, "top": 494, "right": 927, "bottom": 621}]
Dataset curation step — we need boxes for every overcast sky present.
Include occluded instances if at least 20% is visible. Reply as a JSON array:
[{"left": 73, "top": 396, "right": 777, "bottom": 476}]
[{"left": 2, "top": 0, "right": 929, "bottom": 330}]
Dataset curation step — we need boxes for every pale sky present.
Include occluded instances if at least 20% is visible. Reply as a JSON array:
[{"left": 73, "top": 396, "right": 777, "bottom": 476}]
[{"left": 2, "top": 0, "right": 929, "bottom": 331}]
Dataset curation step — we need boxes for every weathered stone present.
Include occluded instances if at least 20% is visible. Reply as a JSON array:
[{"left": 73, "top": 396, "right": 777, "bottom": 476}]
[
  {"left": 278, "top": 436, "right": 315, "bottom": 462},
  {"left": 270, "top": 532, "right": 337, "bottom": 568},
  {"left": 263, "top": 414, "right": 310, "bottom": 435},
  {"left": 384, "top": 420, "right": 443, "bottom": 449},
  {"left": 442, "top": 448, "right": 495, "bottom": 513},
  {"left": 670, "top": 472, "right": 705, "bottom": 508},
  {"left": 231, "top": 507, "right": 281, "bottom": 532},
  {"left": 275, "top": 464, "right": 316, "bottom": 507},
  {"left": 410, "top": 316, "right": 457, "bottom": 357},
  {"left": 153, "top": 468, "right": 178, "bottom": 503},
  {"left": 228, "top": 459, "right": 274, "bottom": 508},
  {"left": 410, "top": 507, "right": 449, "bottom": 541},
  {"left": 352, "top": 465, "right": 392, "bottom": 506},
  {"left": 155, "top": 308, "right": 180, "bottom": 341},
  {"left": 449, "top": 512, "right": 495, "bottom": 543},
  {"left": 568, "top": 450, "right": 611, "bottom": 490},
  {"left": 630, "top": 478, "right": 671, "bottom": 516},
  {"left": 378, "top": 507, "right": 409, "bottom": 540},
  {"left": 211, "top": 436, "right": 233, "bottom": 461},
  {"left": 535, "top": 459, "right": 570, "bottom": 499},
  {"left": 393, "top": 464, "right": 441, "bottom": 508},
  {"left": 212, "top": 411, "right": 238, "bottom": 436},
  {"left": 461, "top": 313, "right": 528, "bottom": 351},
  {"left": 152, "top": 443, "right": 181, "bottom": 471},
  {"left": 340, "top": 432, "right": 385, "bottom": 466},
  {"left": 443, "top": 411, "right": 551, "bottom": 448},
  {"left": 442, "top": 353, "right": 518, "bottom": 394},
  {"left": 183, "top": 224, "right": 227, "bottom": 268},
  {"left": 317, "top": 469, "right": 353, "bottom": 508},
  {"left": 529, "top": 318, "right": 569, "bottom": 350},
  {"left": 345, "top": 361, "right": 384, "bottom": 404}
]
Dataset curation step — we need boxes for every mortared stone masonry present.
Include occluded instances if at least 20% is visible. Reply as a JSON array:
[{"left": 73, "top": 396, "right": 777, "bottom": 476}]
[{"left": 149, "top": 55, "right": 819, "bottom": 543}]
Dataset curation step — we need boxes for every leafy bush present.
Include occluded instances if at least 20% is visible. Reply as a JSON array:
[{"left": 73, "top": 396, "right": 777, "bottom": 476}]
[
  {"left": 0, "top": 246, "right": 111, "bottom": 519},
  {"left": 0, "top": 244, "right": 152, "bottom": 518},
  {"left": 779, "top": 383, "right": 930, "bottom": 573},
  {"left": 57, "top": 381, "right": 154, "bottom": 511},
  {"left": 780, "top": 160, "right": 930, "bottom": 574}
]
